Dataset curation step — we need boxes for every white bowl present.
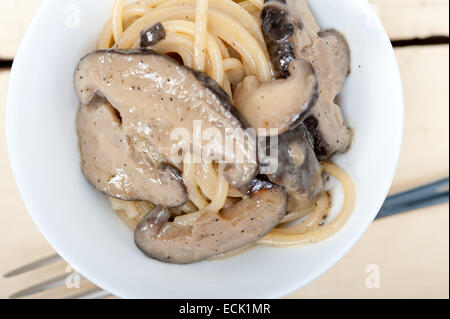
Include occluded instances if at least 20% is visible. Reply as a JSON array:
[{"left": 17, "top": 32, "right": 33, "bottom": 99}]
[{"left": 6, "top": 0, "right": 403, "bottom": 298}]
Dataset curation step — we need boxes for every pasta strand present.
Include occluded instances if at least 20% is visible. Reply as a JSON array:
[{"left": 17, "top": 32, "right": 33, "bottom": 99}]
[
  {"left": 112, "top": 0, "right": 126, "bottom": 42},
  {"left": 194, "top": 0, "right": 209, "bottom": 71}
]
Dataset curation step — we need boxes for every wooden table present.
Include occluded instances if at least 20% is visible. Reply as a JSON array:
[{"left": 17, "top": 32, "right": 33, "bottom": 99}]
[{"left": 0, "top": 0, "right": 448, "bottom": 299}]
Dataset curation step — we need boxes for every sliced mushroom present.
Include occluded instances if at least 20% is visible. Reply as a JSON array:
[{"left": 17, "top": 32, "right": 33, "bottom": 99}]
[
  {"left": 77, "top": 102, "right": 187, "bottom": 206},
  {"left": 140, "top": 22, "right": 166, "bottom": 48},
  {"left": 134, "top": 181, "right": 287, "bottom": 264},
  {"left": 233, "top": 59, "right": 318, "bottom": 135},
  {"left": 265, "top": 124, "right": 323, "bottom": 212},
  {"left": 261, "top": 0, "right": 352, "bottom": 159},
  {"left": 231, "top": 0, "right": 319, "bottom": 135},
  {"left": 74, "top": 49, "right": 258, "bottom": 188},
  {"left": 261, "top": 0, "right": 303, "bottom": 79},
  {"left": 302, "top": 29, "right": 352, "bottom": 160}
]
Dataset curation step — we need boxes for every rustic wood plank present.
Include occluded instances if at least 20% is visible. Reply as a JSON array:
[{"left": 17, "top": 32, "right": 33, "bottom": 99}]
[
  {"left": 288, "top": 203, "right": 449, "bottom": 299},
  {"left": 0, "top": 0, "right": 449, "bottom": 59},
  {"left": 0, "top": 0, "right": 44, "bottom": 60},
  {"left": 391, "top": 45, "right": 449, "bottom": 193},
  {"left": 369, "top": 0, "right": 449, "bottom": 40}
]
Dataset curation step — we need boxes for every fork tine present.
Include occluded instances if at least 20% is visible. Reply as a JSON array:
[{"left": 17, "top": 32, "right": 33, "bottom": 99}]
[
  {"left": 70, "top": 287, "right": 113, "bottom": 299},
  {"left": 9, "top": 274, "right": 77, "bottom": 299},
  {"left": 5, "top": 254, "right": 113, "bottom": 299},
  {"left": 4, "top": 254, "right": 61, "bottom": 278}
]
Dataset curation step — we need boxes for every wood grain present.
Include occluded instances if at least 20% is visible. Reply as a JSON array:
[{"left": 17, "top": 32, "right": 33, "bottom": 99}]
[
  {"left": 369, "top": 0, "right": 450, "bottom": 40},
  {"left": 287, "top": 204, "right": 449, "bottom": 299},
  {"left": 0, "top": 0, "right": 43, "bottom": 60},
  {"left": 391, "top": 45, "right": 449, "bottom": 193}
]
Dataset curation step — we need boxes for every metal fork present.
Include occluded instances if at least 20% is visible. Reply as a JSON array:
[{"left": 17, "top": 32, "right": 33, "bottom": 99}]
[
  {"left": 4, "top": 255, "right": 112, "bottom": 299},
  {"left": 376, "top": 178, "right": 449, "bottom": 219},
  {"left": 4, "top": 178, "right": 449, "bottom": 299}
]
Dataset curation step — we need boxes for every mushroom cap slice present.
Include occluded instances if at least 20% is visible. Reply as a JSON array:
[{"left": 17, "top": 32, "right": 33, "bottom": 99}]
[
  {"left": 231, "top": 1, "right": 320, "bottom": 136},
  {"left": 261, "top": 0, "right": 300, "bottom": 79},
  {"left": 140, "top": 22, "right": 166, "bottom": 48},
  {"left": 134, "top": 181, "right": 287, "bottom": 264},
  {"left": 261, "top": 0, "right": 352, "bottom": 158},
  {"left": 232, "top": 1, "right": 320, "bottom": 136},
  {"left": 266, "top": 124, "right": 323, "bottom": 212},
  {"left": 234, "top": 59, "right": 318, "bottom": 135},
  {"left": 77, "top": 102, "right": 187, "bottom": 207},
  {"left": 74, "top": 49, "right": 258, "bottom": 188},
  {"left": 302, "top": 29, "right": 352, "bottom": 159}
]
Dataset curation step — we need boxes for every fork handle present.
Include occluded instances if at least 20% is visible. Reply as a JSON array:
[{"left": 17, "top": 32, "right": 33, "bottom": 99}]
[{"left": 376, "top": 178, "right": 449, "bottom": 219}]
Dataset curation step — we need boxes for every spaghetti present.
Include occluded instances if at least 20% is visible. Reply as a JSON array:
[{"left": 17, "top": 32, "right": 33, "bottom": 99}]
[
  {"left": 103, "top": 0, "right": 355, "bottom": 248},
  {"left": 259, "top": 163, "right": 356, "bottom": 247}
]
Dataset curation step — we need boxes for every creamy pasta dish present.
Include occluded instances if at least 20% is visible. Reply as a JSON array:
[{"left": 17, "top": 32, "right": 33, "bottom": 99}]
[{"left": 74, "top": 0, "right": 355, "bottom": 264}]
